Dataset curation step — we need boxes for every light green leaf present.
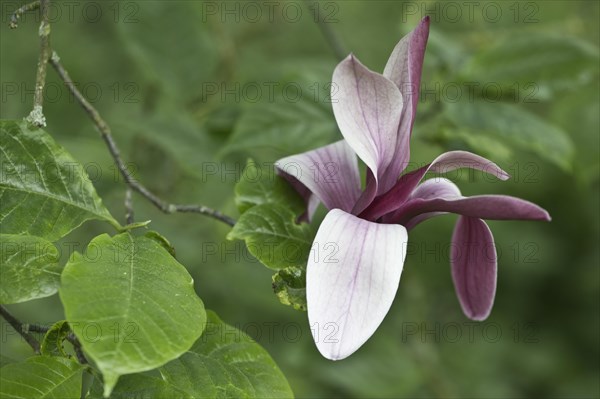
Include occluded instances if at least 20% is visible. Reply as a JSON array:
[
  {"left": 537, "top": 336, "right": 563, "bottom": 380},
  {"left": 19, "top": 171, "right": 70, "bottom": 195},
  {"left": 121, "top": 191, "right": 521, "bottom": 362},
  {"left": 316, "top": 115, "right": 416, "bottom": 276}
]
[
  {"left": 444, "top": 101, "right": 574, "bottom": 171},
  {"left": 0, "top": 120, "right": 120, "bottom": 241},
  {"left": 117, "top": 1, "right": 218, "bottom": 103},
  {"left": 227, "top": 204, "right": 314, "bottom": 270},
  {"left": 0, "top": 356, "right": 84, "bottom": 399},
  {"left": 59, "top": 232, "right": 206, "bottom": 396},
  {"left": 220, "top": 74, "right": 338, "bottom": 159},
  {"left": 462, "top": 33, "right": 599, "bottom": 100},
  {"left": 40, "top": 321, "right": 71, "bottom": 358},
  {"left": 0, "top": 234, "right": 61, "bottom": 304},
  {"left": 272, "top": 267, "right": 307, "bottom": 311},
  {"left": 234, "top": 159, "right": 305, "bottom": 215}
]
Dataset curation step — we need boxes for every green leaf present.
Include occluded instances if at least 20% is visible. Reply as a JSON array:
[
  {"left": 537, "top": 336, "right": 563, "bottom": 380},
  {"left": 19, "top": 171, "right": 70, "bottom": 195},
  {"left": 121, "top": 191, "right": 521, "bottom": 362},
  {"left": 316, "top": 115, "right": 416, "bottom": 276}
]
[
  {"left": 95, "top": 311, "right": 294, "bottom": 399},
  {"left": 424, "top": 128, "right": 514, "bottom": 167},
  {"left": 220, "top": 73, "right": 338, "bottom": 160},
  {"left": 40, "top": 321, "right": 71, "bottom": 358},
  {"left": 88, "top": 373, "right": 169, "bottom": 399},
  {"left": 0, "top": 355, "right": 17, "bottom": 367},
  {"left": 117, "top": 2, "right": 218, "bottom": 103},
  {"left": 443, "top": 101, "right": 574, "bottom": 171},
  {"left": 144, "top": 230, "right": 176, "bottom": 258},
  {"left": 0, "top": 234, "right": 61, "bottom": 304},
  {"left": 234, "top": 159, "right": 305, "bottom": 215},
  {"left": 272, "top": 267, "right": 307, "bottom": 311},
  {"left": 462, "top": 33, "right": 599, "bottom": 100},
  {"left": 117, "top": 109, "right": 219, "bottom": 179},
  {"left": 0, "top": 356, "right": 84, "bottom": 399},
  {"left": 161, "top": 311, "right": 294, "bottom": 398},
  {"left": 59, "top": 232, "right": 206, "bottom": 396},
  {"left": 227, "top": 204, "right": 314, "bottom": 270},
  {"left": 0, "top": 120, "right": 120, "bottom": 241}
]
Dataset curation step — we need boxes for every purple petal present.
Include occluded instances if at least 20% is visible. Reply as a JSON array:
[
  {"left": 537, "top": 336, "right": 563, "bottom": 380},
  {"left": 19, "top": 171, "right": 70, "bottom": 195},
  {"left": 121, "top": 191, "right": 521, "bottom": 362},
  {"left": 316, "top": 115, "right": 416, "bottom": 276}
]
[
  {"left": 307, "top": 209, "right": 408, "bottom": 360},
  {"left": 361, "top": 150, "right": 510, "bottom": 221},
  {"left": 451, "top": 216, "right": 497, "bottom": 320},
  {"left": 391, "top": 194, "right": 551, "bottom": 226},
  {"left": 380, "top": 16, "right": 430, "bottom": 190},
  {"left": 351, "top": 169, "right": 378, "bottom": 215},
  {"left": 276, "top": 141, "right": 362, "bottom": 219},
  {"left": 331, "top": 54, "right": 403, "bottom": 197}
]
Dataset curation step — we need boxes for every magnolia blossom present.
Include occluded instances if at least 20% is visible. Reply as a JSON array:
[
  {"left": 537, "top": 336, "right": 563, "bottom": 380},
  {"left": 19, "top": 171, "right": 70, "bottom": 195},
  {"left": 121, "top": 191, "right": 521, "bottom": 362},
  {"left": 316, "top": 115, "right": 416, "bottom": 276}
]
[{"left": 276, "top": 16, "right": 550, "bottom": 361}]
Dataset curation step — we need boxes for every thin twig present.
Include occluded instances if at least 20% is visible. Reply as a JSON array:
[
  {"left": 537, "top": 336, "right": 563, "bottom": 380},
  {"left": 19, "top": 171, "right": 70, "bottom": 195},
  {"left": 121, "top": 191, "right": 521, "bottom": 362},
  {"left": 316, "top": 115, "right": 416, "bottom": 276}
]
[
  {"left": 304, "top": 0, "right": 347, "bottom": 60},
  {"left": 9, "top": 0, "right": 40, "bottom": 29},
  {"left": 66, "top": 333, "right": 88, "bottom": 364},
  {"left": 0, "top": 306, "right": 40, "bottom": 353},
  {"left": 25, "top": 0, "right": 51, "bottom": 127},
  {"left": 48, "top": 52, "right": 236, "bottom": 227},
  {"left": 125, "top": 188, "right": 135, "bottom": 224}
]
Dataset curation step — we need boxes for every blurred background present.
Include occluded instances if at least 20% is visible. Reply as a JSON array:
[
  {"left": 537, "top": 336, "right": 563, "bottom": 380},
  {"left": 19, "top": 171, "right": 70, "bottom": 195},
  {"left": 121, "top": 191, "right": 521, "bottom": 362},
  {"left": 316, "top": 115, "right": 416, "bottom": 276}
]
[{"left": 1, "top": 1, "right": 598, "bottom": 397}]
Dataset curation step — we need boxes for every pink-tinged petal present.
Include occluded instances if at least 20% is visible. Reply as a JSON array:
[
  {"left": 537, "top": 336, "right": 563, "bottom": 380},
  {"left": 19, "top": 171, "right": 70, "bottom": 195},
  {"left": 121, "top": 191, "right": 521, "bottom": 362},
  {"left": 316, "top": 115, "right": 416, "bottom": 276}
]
[
  {"left": 332, "top": 54, "right": 403, "bottom": 196},
  {"left": 451, "top": 216, "right": 497, "bottom": 320},
  {"left": 276, "top": 140, "right": 362, "bottom": 218},
  {"left": 380, "top": 16, "right": 430, "bottom": 189},
  {"left": 384, "top": 16, "right": 430, "bottom": 120},
  {"left": 410, "top": 177, "right": 461, "bottom": 200},
  {"left": 401, "top": 178, "right": 461, "bottom": 229},
  {"left": 391, "top": 195, "right": 551, "bottom": 226},
  {"left": 361, "top": 151, "right": 510, "bottom": 221},
  {"left": 307, "top": 209, "right": 408, "bottom": 360}
]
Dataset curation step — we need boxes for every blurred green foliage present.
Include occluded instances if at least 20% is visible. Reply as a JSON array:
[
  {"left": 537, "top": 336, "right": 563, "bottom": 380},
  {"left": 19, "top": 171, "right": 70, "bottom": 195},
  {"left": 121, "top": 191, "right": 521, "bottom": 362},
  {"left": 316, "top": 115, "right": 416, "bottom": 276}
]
[{"left": 1, "top": 0, "right": 598, "bottom": 397}]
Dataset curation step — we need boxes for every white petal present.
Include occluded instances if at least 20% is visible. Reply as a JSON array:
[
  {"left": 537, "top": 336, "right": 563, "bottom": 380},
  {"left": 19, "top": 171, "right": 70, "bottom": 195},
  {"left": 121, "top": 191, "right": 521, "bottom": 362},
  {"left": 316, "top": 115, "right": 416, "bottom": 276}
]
[{"left": 307, "top": 209, "right": 408, "bottom": 360}]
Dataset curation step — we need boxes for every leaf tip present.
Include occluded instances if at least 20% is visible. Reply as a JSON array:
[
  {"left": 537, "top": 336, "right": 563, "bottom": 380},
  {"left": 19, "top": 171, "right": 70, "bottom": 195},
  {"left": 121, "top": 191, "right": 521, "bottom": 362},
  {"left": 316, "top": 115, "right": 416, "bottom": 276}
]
[{"left": 102, "top": 372, "right": 119, "bottom": 398}]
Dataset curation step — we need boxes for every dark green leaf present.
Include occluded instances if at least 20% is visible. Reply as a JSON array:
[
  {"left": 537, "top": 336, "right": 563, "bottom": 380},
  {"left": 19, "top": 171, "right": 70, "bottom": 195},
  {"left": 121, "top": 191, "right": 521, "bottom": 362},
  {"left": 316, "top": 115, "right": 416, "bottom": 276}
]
[
  {"left": 444, "top": 101, "right": 574, "bottom": 171},
  {"left": 161, "top": 311, "right": 294, "bottom": 398},
  {"left": 220, "top": 73, "right": 338, "bottom": 159},
  {"left": 234, "top": 159, "right": 305, "bottom": 215},
  {"left": 118, "top": 110, "right": 219, "bottom": 179},
  {"left": 94, "top": 311, "right": 294, "bottom": 398},
  {"left": 227, "top": 204, "right": 314, "bottom": 270},
  {"left": 0, "top": 356, "right": 84, "bottom": 399},
  {"left": 0, "top": 120, "right": 120, "bottom": 240},
  {"left": 424, "top": 128, "right": 514, "bottom": 166},
  {"left": 59, "top": 232, "right": 206, "bottom": 396},
  {"left": 117, "top": 1, "right": 218, "bottom": 103},
  {"left": 462, "top": 33, "right": 599, "bottom": 100},
  {"left": 0, "top": 234, "right": 61, "bottom": 304},
  {"left": 0, "top": 355, "right": 16, "bottom": 367},
  {"left": 88, "top": 373, "right": 170, "bottom": 399},
  {"left": 40, "top": 321, "right": 71, "bottom": 358}
]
